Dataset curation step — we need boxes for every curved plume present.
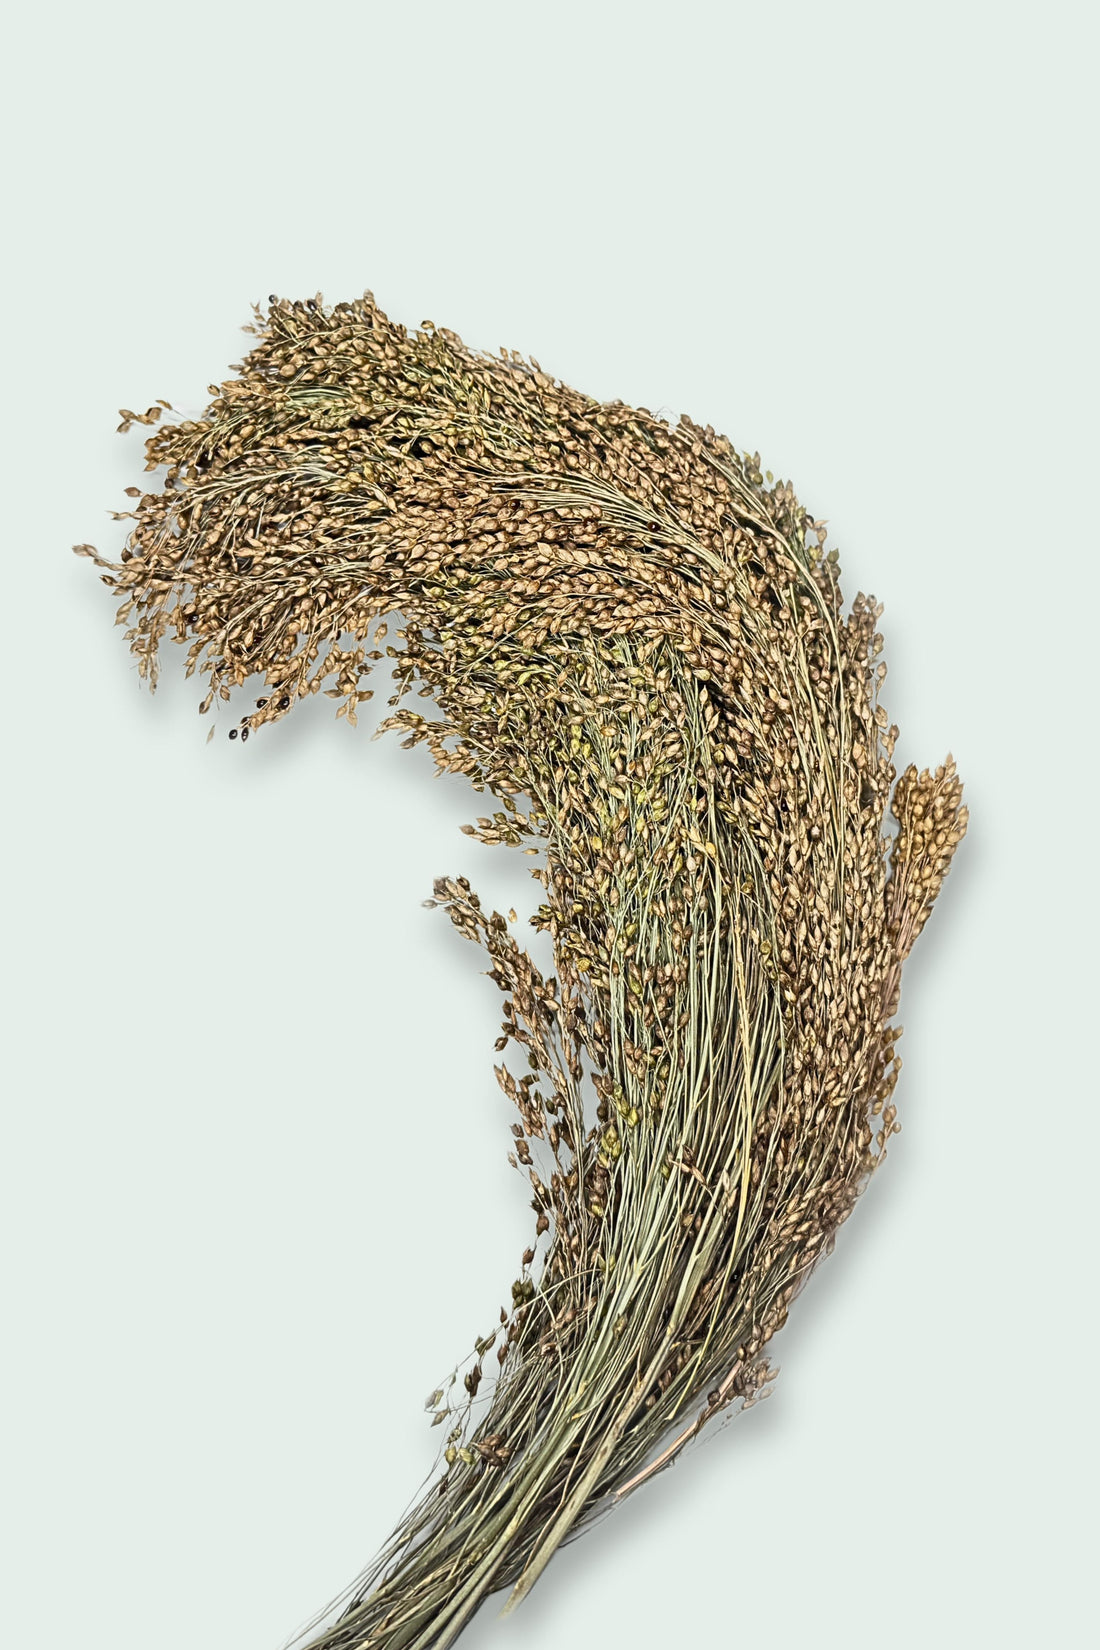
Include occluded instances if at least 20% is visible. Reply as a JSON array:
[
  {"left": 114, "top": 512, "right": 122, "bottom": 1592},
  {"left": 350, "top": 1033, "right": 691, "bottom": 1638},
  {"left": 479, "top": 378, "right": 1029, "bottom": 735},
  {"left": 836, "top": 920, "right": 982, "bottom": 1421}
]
[{"left": 77, "top": 291, "right": 967, "bottom": 1650}]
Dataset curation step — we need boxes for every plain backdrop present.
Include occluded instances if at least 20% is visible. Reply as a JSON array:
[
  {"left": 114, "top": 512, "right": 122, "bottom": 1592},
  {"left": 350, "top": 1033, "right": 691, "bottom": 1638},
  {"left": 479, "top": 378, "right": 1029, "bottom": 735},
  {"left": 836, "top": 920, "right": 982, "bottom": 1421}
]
[{"left": 3, "top": 4, "right": 1096, "bottom": 1647}]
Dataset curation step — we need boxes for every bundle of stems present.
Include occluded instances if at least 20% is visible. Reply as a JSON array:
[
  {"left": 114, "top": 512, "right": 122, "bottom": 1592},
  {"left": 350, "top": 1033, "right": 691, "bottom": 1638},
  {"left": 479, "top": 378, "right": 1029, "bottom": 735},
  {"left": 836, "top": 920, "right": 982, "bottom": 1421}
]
[{"left": 77, "top": 292, "right": 967, "bottom": 1650}]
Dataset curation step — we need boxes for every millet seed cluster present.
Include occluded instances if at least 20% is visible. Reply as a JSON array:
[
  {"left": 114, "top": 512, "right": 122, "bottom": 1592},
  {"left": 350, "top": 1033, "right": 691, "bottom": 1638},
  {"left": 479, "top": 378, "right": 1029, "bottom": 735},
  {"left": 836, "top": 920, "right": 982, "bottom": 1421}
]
[{"left": 78, "top": 291, "right": 967, "bottom": 1650}]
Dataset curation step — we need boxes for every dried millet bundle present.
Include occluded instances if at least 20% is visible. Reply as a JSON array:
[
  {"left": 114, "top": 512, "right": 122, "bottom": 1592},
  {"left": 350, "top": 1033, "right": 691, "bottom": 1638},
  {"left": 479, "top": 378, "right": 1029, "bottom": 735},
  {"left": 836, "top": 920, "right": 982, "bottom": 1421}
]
[{"left": 77, "top": 291, "right": 967, "bottom": 1650}]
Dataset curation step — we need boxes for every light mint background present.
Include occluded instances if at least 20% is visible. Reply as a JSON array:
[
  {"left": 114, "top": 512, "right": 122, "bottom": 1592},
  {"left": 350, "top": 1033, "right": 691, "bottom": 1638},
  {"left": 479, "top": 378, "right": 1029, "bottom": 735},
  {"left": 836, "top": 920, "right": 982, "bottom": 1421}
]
[{"left": 3, "top": 4, "right": 1095, "bottom": 1647}]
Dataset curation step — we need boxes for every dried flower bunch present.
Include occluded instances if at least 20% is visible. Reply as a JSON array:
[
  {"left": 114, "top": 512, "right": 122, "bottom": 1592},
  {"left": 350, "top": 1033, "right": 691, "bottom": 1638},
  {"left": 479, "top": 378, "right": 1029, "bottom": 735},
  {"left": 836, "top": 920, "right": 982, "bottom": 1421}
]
[{"left": 77, "top": 291, "right": 966, "bottom": 1650}]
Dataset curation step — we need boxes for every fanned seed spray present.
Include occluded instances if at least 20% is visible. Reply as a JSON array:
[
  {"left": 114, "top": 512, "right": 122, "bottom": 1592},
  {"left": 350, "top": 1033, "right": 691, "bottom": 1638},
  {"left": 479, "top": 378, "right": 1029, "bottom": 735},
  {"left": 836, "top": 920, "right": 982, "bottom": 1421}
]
[{"left": 77, "top": 291, "right": 967, "bottom": 1650}]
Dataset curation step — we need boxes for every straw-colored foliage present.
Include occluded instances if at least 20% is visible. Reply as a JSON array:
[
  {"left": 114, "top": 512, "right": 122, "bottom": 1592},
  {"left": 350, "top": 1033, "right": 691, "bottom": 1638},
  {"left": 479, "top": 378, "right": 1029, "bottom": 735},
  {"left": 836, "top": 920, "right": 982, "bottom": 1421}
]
[{"left": 78, "top": 292, "right": 967, "bottom": 1650}]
